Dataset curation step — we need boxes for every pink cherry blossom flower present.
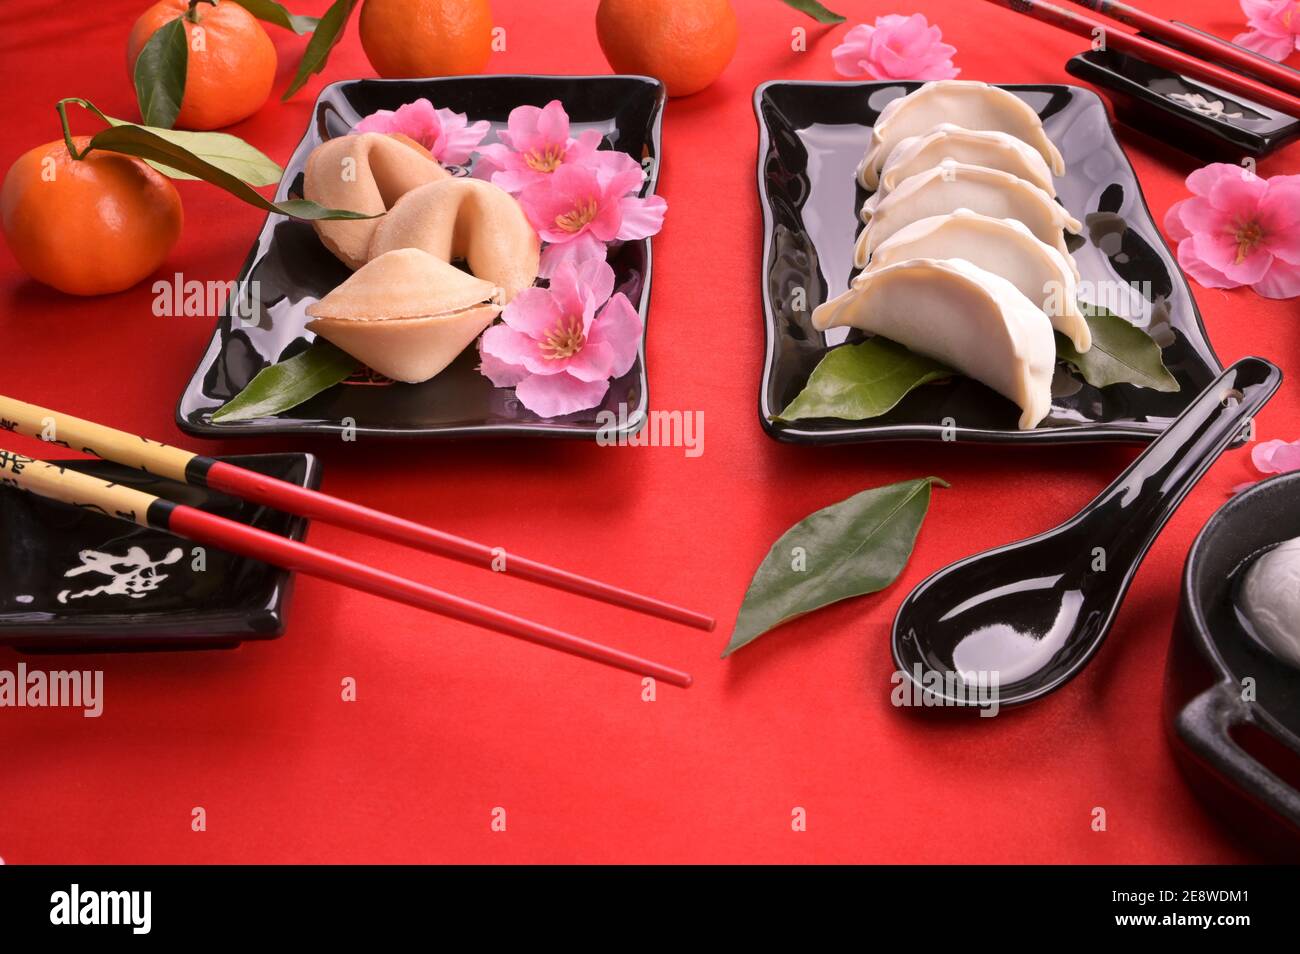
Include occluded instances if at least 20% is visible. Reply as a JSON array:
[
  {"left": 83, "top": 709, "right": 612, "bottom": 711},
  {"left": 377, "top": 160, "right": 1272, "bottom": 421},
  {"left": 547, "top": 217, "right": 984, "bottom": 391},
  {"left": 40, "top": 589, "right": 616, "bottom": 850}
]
[
  {"left": 1164, "top": 163, "right": 1300, "bottom": 299},
  {"left": 1253, "top": 437, "right": 1300, "bottom": 475},
  {"left": 475, "top": 99, "right": 608, "bottom": 193},
  {"left": 832, "top": 14, "right": 959, "bottom": 82},
  {"left": 353, "top": 99, "right": 490, "bottom": 166},
  {"left": 1233, "top": 0, "right": 1300, "bottom": 61},
  {"left": 478, "top": 258, "right": 642, "bottom": 417},
  {"left": 518, "top": 161, "right": 666, "bottom": 278}
]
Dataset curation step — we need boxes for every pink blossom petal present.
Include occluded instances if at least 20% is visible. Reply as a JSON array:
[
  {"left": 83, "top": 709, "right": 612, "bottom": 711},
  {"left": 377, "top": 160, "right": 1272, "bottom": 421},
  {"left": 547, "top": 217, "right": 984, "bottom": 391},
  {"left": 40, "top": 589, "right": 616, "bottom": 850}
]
[
  {"left": 1252, "top": 437, "right": 1300, "bottom": 474},
  {"left": 1251, "top": 258, "right": 1300, "bottom": 299},
  {"left": 499, "top": 286, "right": 565, "bottom": 340},
  {"left": 1208, "top": 167, "right": 1268, "bottom": 213},
  {"left": 480, "top": 322, "right": 556, "bottom": 376},
  {"left": 562, "top": 339, "right": 618, "bottom": 382},
  {"left": 538, "top": 234, "right": 609, "bottom": 278},
  {"left": 1221, "top": 246, "right": 1275, "bottom": 286},
  {"left": 615, "top": 194, "right": 667, "bottom": 241},
  {"left": 1174, "top": 195, "right": 1235, "bottom": 237},
  {"left": 478, "top": 349, "right": 529, "bottom": 388},
  {"left": 1185, "top": 162, "right": 1242, "bottom": 196},
  {"left": 434, "top": 112, "right": 491, "bottom": 165},
  {"left": 1177, "top": 236, "right": 1240, "bottom": 288},
  {"left": 1233, "top": 28, "right": 1298, "bottom": 60},
  {"left": 514, "top": 372, "right": 610, "bottom": 417},
  {"left": 585, "top": 293, "right": 643, "bottom": 378},
  {"left": 1164, "top": 199, "right": 1193, "bottom": 241},
  {"left": 536, "top": 100, "right": 571, "bottom": 147}
]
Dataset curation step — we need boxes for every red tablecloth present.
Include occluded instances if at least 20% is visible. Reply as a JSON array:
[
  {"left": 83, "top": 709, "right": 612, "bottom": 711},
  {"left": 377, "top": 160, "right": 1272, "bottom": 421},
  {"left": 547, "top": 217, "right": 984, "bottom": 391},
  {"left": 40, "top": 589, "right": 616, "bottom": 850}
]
[{"left": 0, "top": 0, "right": 1296, "bottom": 864}]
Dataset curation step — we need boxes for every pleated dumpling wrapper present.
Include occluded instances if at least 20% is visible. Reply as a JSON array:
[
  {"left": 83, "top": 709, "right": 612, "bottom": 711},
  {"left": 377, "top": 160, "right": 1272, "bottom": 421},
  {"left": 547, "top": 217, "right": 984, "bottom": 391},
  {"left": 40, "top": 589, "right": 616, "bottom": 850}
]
[
  {"left": 863, "top": 209, "right": 1091, "bottom": 353},
  {"left": 857, "top": 160, "right": 1082, "bottom": 276},
  {"left": 368, "top": 177, "right": 540, "bottom": 303},
  {"left": 304, "top": 133, "right": 451, "bottom": 270},
  {"left": 811, "top": 257, "right": 1057, "bottom": 430},
  {"left": 863, "top": 124, "right": 1057, "bottom": 216},
  {"left": 858, "top": 80, "right": 1066, "bottom": 190},
  {"left": 305, "top": 248, "right": 503, "bottom": 384}
]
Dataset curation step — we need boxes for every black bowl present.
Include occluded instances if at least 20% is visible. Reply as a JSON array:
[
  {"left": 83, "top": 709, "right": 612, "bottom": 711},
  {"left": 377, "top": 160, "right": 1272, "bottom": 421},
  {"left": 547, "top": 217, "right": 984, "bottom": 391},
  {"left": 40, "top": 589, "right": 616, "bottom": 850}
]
[
  {"left": 0, "top": 453, "right": 319, "bottom": 653},
  {"left": 1165, "top": 471, "right": 1300, "bottom": 857},
  {"left": 176, "top": 75, "right": 665, "bottom": 441}
]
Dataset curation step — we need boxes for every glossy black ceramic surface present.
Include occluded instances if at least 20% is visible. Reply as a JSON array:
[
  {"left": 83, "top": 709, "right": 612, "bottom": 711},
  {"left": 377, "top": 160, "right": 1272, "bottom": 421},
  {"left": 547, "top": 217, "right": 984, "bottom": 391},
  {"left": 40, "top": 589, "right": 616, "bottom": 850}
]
[
  {"left": 1166, "top": 470, "right": 1300, "bottom": 852},
  {"left": 755, "top": 80, "right": 1225, "bottom": 445},
  {"left": 177, "top": 75, "right": 665, "bottom": 440},
  {"left": 1068, "top": 28, "right": 1300, "bottom": 161},
  {"left": 0, "top": 453, "right": 320, "bottom": 652},
  {"left": 892, "top": 358, "right": 1281, "bottom": 708}
]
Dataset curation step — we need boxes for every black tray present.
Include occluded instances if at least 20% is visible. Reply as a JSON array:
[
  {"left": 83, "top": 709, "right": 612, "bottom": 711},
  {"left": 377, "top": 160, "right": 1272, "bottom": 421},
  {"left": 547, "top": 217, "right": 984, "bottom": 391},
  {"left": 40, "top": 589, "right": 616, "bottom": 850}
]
[
  {"left": 177, "top": 75, "right": 665, "bottom": 440},
  {"left": 755, "top": 80, "right": 1225, "bottom": 445}
]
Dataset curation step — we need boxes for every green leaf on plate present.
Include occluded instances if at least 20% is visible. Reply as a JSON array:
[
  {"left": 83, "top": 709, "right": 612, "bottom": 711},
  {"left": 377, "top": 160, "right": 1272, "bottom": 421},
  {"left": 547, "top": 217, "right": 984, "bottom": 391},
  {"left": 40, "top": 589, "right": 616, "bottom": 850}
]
[
  {"left": 283, "top": 0, "right": 358, "bottom": 100},
  {"left": 776, "top": 336, "right": 952, "bottom": 422},
  {"left": 1057, "top": 304, "right": 1180, "bottom": 393},
  {"left": 723, "top": 477, "right": 947, "bottom": 656},
  {"left": 779, "top": 0, "right": 847, "bottom": 23},
  {"left": 84, "top": 124, "right": 374, "bottom": 220},
  {"left": 231, "top": 0, "right": 320, "bottom": 34},
  {"left": 133, "top": 16, "right": 188, "bottom": 129},
  {"left": 212, "top": 341, "right": 359, "bottom": 422}
]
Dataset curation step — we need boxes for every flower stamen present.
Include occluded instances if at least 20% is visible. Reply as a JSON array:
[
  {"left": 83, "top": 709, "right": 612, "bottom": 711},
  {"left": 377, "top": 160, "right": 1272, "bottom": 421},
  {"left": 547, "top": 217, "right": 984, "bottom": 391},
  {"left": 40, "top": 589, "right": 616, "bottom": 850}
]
[
  {"left": 525, "top": 144, "right": 565, "bottom": 173},
  {"left": 1235, "top": 219, "right": 1265, "bottom": 264},
  {"left": 555, "top": 198, "right": 598, "bottom": 233},
  {"left": 538, "top": 314, "right": 586, "bottom": 360}
]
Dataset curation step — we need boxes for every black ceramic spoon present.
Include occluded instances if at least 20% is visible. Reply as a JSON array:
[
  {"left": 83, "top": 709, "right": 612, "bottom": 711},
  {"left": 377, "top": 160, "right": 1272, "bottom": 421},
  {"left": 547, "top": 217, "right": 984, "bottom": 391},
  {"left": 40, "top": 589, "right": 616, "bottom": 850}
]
[{"left": 892, "top": 357, "right": 1282, "bottom": 709}]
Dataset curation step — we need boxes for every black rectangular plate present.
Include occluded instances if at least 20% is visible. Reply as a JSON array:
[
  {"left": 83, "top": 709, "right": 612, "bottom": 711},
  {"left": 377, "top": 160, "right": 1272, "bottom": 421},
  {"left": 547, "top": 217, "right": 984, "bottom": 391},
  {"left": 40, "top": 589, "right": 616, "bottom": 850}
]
[
  {"left": 0, "top": 453, "right": 320, "bottom": 652},
  {"left": 176, "top": 75, "right": 665, "bottom": 440},
  {"left": 755, "top": 80, "right": 1225, "bottom": 445}
]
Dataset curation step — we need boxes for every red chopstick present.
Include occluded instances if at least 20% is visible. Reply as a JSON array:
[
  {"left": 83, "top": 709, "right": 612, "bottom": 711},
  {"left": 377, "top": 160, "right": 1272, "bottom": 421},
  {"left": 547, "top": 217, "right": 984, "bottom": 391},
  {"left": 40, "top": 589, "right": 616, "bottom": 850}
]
[
  {"left": 2, "top": 449, "right": 694, "bottom": 688},
  {"left": 985, "top": 0, "right": 1300, "bottom": 117},
  {"left": 202, "top": 459, "right": 715, "bottom": 632},
  {"left": 1068, "top": 0, "right": 1300, "bottom": 97},
  {"left": 0, "top": 395, "right": 715, "bottom": 633}
]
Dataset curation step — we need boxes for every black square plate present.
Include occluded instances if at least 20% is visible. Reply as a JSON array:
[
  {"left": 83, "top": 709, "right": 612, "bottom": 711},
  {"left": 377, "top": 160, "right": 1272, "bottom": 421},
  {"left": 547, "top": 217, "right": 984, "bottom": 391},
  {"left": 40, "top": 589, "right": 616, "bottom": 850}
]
[
  {"left": 755, "top": 80, "right": 1225, "bottom": 445},
  {"left": 176, "top": 75, "right": 665, "bottom": 440},
  {"left": 0, "top": 453, "right": 319, "bottom": 652}
]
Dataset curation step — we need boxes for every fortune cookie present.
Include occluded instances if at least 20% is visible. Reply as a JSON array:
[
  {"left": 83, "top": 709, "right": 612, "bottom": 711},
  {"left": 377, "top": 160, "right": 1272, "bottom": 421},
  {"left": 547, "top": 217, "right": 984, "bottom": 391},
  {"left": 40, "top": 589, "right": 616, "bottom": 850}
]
[
  {"left": 305, "top": 248, "right": 503, "bottom": 384},
  {"left": 304, "top": 133, "right": 450, "bottom": 270},
  {"left": 368, "top": 177, "right": 541, "bottom": 302}
]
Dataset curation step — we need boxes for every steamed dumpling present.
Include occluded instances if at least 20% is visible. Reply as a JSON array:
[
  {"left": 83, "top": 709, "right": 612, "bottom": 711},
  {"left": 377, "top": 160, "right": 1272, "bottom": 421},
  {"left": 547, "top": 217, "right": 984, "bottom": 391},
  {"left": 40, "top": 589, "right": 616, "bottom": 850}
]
[
  {"left": 863, "top": 209, "right": 1091, "bottom": 352},
  {"left": 859, "top": 80, "right": 1066, "bottom": 190},
  {"left": 811, "top": 257, "right": 1057, "bottom": 430},
  {"left": 863, "top": 124, "right": 1057, "bottom": 214},
  {"left": 856, "top": 160, "right": 1082, "bottom": 274}
]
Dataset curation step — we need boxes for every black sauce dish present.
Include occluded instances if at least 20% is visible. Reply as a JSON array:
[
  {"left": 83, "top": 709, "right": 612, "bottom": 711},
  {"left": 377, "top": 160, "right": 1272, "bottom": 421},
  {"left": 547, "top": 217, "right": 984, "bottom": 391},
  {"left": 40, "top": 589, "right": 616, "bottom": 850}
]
[
  {"left": 1166, "top": 470, "right": 1300, "bottom": 857},
  {"left": 1067, "top": 25, "right": 1300, "bottom": 161},
  {"left": 0, "top": 453, "right": 319, "bottom": 653},
  {"left": 176, "top": 75, "right": 665, "bottom": 441}
]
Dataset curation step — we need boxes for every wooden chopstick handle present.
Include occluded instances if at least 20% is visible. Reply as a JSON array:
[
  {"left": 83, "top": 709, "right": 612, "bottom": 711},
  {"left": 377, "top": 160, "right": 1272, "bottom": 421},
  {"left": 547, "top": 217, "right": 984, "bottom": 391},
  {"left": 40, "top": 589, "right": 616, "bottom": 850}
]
[
  {"left": 0, "top": 450, "right": 165, "bottom": 528},
  {"left": 0, "top": 395, "right": 201, "bottom": 484}
]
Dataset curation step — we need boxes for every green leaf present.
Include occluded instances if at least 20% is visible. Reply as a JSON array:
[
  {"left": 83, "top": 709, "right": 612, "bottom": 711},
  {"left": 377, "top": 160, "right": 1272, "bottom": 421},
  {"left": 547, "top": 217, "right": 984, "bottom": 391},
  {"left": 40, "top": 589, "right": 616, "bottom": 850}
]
[
  {"left": 779, "top": 0, "right": 846, "bottom": 24},
  {"left": 84, "top": 124, "right": 375, "bottom": 221},
  {"left": 283, "top": 0, "right": 358, "bottom": 100},
  {"left": 104, "top": 117, "right": 281, "bottom": 184},
  {"left": 777, "top": 337, "right": 952, "bottom": 422},
  {"left": 231, "top": 0, "right": 320, "bottom": 34},
  {"left": 133, "top": 16, "right": 188, "bottom": 129},
  {"left": 1057, "top": 304, "right": 1180, "bottom": 393},
  {"left": 212, "top": 341, "right": 359, "bottom": 422},
  {"left": 723, "top": 477, "right": 947, "bottom": 656}
]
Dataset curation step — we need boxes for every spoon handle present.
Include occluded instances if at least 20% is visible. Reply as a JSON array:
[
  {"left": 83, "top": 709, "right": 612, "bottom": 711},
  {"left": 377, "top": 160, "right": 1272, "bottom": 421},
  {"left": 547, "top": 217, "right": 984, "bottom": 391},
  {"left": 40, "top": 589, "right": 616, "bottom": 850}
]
[{"left": 1093, "top": 357, "right": 1282, "bottom": 566}]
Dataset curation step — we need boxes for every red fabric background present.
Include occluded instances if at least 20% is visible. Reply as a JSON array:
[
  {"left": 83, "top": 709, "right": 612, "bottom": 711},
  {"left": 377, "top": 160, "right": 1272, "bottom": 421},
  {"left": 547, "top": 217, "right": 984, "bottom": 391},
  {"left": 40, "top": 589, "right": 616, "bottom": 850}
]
[{"left": 0, "top": 0, "right": 1297, "bottom": 864}]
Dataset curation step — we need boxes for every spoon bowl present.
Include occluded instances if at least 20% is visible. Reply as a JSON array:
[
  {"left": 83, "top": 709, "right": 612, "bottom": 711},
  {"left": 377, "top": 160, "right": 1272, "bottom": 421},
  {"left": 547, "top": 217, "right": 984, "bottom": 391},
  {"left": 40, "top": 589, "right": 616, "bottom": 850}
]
[{"left": 893, "top": 357, "right": 1282, "bottom": 708}]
